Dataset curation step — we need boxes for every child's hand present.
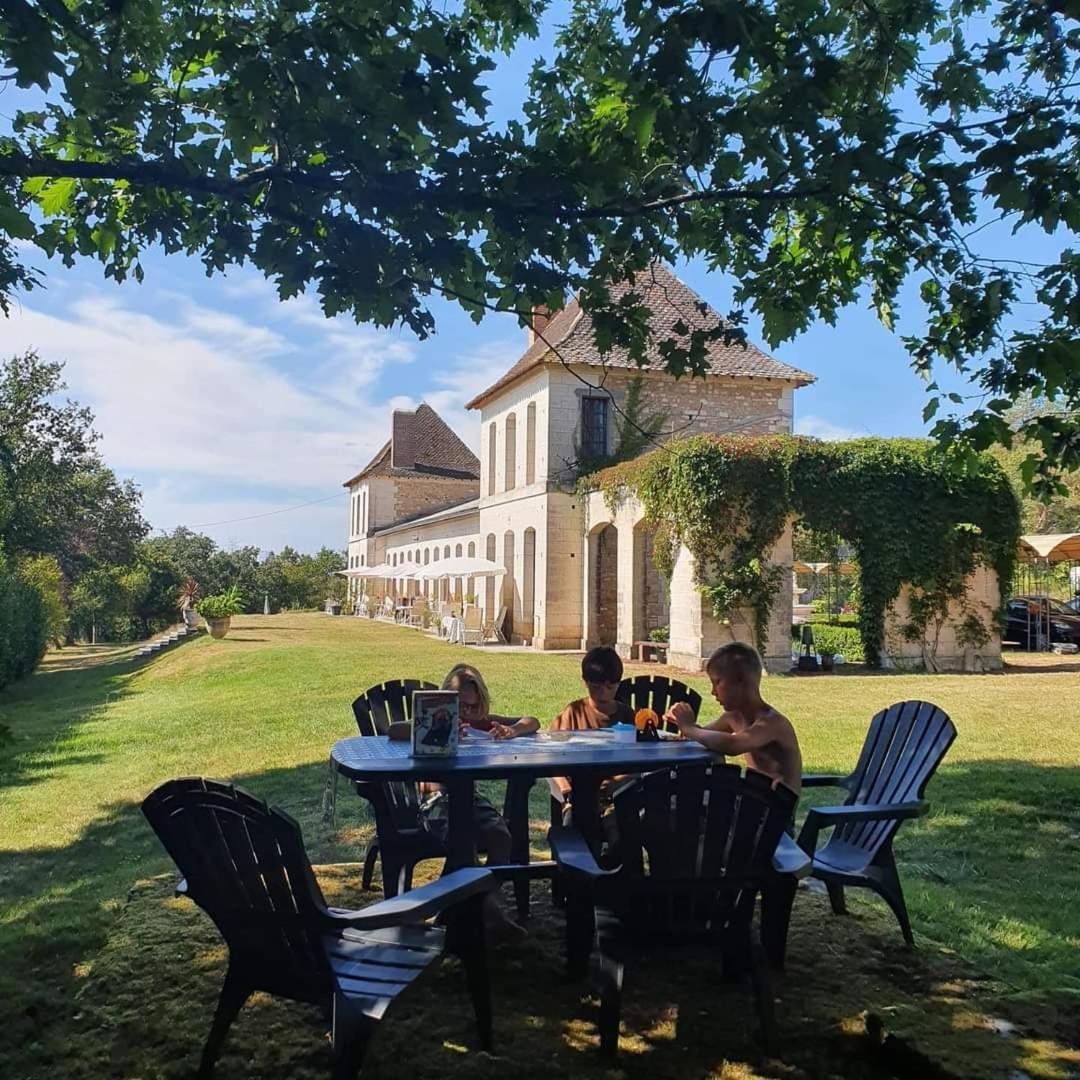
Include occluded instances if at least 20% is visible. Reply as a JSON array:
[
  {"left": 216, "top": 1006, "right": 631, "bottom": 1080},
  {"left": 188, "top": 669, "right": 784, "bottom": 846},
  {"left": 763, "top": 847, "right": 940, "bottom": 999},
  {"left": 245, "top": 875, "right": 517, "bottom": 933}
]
[
  {"left": 491, "top": 722, "right": 515, "bottom": 739},
  {"left": 665, "top": 701, "right": 696, "bottom": 732}
]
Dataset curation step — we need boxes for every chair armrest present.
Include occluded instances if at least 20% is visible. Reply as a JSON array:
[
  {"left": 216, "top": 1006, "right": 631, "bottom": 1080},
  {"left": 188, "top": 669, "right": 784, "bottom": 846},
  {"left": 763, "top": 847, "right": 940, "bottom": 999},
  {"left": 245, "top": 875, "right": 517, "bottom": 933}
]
[
  {"left": 323, "top": 868, "right": 496, "bottom": 930},
  {"left": 771, "top": 834, "right": 812, "bottom": 879},
  {"left": 486, "top": 861, "right": 557, "bottom": 882},
  {"left": 801, "top": 773, "right": 850, "bottom": 789},
  {"left": 798, "top": 800, "right": 929, "bottom": 856},
  {"left": 549, "top": 826, "right": 616, "bottom": 882}
]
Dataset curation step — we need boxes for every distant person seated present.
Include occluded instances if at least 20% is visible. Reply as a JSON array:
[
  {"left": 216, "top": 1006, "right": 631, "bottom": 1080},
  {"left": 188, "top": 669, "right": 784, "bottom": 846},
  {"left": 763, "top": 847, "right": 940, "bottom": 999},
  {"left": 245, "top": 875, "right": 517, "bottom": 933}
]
[{"left": 665, "top": 642, "right": 803, "bottom": 796}]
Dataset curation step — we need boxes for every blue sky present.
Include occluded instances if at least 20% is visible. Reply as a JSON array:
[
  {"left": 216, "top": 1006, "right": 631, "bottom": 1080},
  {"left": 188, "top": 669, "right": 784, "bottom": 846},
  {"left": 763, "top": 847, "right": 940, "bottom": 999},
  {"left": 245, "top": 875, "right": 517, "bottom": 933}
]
[{"left": 1, "top": 15, "right": 1059, "bottom": 554}]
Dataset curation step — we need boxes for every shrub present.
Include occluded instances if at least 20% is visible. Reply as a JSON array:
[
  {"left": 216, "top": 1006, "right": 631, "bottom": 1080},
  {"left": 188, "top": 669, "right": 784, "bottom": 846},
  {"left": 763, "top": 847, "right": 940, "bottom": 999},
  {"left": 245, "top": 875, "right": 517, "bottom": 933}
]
[
  {"left": 0, "top": 548, "right": 48, "bottom": 691},
  {"left": 792, "top": 623, "right": 865, "bottom": 663},
  {"left": 17, "top": 554, "right": 65, "bottom": 646},
  {"left": 197, "top": 586, "right": 245, "bottom": 619},
  {"left": 648, "top": 625, "right": 669, "bottom": 642}
]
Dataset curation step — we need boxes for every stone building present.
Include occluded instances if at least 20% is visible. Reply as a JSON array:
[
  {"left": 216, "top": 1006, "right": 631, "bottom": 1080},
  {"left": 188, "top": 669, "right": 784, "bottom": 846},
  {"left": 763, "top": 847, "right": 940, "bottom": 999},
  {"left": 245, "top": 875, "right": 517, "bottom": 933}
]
[{"left": 344, "top": 265, "right": 816, "bottom": 663}]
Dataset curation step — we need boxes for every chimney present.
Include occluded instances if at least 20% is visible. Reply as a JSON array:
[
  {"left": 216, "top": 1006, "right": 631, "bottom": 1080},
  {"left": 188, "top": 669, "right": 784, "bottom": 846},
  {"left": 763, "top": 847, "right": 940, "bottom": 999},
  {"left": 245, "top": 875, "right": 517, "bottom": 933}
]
[
  {"left": 391, "top": 410, "right": 416, "bottom": 470},
  {"left": 527, "top": 304, "right": 553, "bottom": 346}
]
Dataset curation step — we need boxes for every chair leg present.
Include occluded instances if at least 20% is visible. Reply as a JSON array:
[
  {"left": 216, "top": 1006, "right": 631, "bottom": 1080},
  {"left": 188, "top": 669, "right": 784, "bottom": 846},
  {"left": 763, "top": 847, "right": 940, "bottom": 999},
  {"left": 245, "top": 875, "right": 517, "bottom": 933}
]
[
  {"left": 761, "top": 873, "right": 798, "bottom": 970},
  {"left": 198, "top": 968, "right": 250, "bottom": 1079},
  {"left": 874, "top": 850, "right": 915, "bottom": 946},
  {"left": 447, "top": 894, "right": 492, "bottom": 1051},
  {"left": 597, "top": 946, "right": 624, "bottom": 1057},
  {"left": 564, "top": 888, "right": 595, "bottom": 980},
  {"left": 361, "top": 842, "right": 379, "bottom": 891},
  {"left": 401, "top": 861, "right": 415, "bottom": 895},
  {"left": 380, "top": 856, "right": 403, "bottom": 899},
  {"left": 826, "top": 880, "right": 847, "bottom": 915},
  {"left": 331, "top": 1007, "right": 375, "bottom": 1080},
  {"left": 750, "top": 941, "right": 777, "bottom": 1056}
]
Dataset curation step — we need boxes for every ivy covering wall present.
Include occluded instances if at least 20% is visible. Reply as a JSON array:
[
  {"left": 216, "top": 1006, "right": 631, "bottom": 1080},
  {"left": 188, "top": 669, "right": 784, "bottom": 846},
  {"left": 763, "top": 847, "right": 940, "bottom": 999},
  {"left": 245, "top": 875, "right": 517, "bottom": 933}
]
[{"left": 587, "top": 436, "right": 1021, "bottom": 667}]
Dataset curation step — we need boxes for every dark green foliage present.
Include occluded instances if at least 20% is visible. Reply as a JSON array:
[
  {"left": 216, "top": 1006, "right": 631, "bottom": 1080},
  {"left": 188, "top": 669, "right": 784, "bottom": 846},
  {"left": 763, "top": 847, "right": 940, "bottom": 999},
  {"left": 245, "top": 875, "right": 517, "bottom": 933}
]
[
  {"left": 794, "top": 624, "right": 865, "bottom": 663},
  {"left": 1, "top": 1, "right": 1078, "bottom": 486},
  {"left": 0, "top": 546, "right": 47, "bottom": 691},
  {"left": 590, "top": 435, "right": 1021, "bottom": 666}
]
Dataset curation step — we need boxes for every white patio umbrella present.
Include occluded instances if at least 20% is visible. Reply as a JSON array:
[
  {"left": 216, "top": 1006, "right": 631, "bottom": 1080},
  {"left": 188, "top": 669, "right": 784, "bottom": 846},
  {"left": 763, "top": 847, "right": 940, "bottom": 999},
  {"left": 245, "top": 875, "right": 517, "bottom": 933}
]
[{"left": 415, "top": 556, "right": 505, "bottom": 581}]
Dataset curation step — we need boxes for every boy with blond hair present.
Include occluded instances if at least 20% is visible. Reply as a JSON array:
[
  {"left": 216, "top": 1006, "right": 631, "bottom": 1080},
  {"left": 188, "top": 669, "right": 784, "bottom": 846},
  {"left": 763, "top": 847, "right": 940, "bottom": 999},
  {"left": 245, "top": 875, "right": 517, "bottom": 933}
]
[{"left": 666, "top": 642, "right": 803, "bottom": 794}]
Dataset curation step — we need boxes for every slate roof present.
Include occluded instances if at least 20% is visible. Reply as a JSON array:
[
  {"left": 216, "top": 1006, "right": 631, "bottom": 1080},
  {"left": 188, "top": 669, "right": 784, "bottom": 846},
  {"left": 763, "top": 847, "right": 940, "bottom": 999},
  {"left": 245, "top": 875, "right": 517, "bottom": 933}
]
[
  {"left": 465, "top": 264, "right": 815, "bottom": 409},
  {"left": 342, "top": 403, "right": 480, "bottom": 486}
]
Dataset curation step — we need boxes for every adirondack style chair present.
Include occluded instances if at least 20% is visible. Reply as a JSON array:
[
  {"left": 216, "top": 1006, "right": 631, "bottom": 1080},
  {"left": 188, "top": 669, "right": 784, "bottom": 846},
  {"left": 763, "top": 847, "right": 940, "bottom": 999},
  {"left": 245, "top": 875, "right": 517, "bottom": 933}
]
[
  {"left": 352, "top": 680, "right": 444, "bottom": 897},
  {"left": 615, "top": 674, "right": 704, "bottom": 732},
  {"left": 353, "top": 680, "right": 536, "bottom": 918},
  {"left": 142, "top": 778, "right": 496, "bottom": 1080},
  {"left": 550, "top": 764, "right": 797, "bottom": 1055},
  {"left": 797, "top": 699, "right": 956, "bottom": 945}
]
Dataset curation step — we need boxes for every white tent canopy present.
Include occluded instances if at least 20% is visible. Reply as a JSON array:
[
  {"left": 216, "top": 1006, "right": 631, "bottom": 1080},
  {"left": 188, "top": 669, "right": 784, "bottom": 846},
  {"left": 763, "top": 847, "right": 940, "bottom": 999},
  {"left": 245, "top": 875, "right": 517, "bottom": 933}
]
[
  {"left": 415, "top": 557, "right": 505, "bottom": 581},
  {"left": 1019, "top": 533, "right": 1080, "bottom": 563},
  {"left": 336, "top": 563, "right": 417, "bottom": 579}
]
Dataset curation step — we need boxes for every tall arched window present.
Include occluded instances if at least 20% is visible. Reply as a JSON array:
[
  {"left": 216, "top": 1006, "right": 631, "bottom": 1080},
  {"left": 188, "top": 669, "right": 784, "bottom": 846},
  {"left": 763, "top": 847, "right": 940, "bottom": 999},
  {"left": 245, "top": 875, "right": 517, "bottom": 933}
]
[
  {"left": 424, "top": 549, "right": 430, "bottom": 564},
  {"left": 488, "top": 423, "right": 497, "bottom": 495},
  {"left": 504, "top": 413, "right": 517, "bottom": 491},
  {"left": 484, "top": 533, "right": 497, "bottom": 615},
  {"left": 468, "top": 541, "right": 476, "bottom": 558},
  {"left": 455, "top": 543, "right": 463, "bottom": 557},
  {"left": 362, "top": 489, "right": 368, "bottom": 533},
  {"left": 433, "top": 548, "right": 440, "bottom": 561},
  {"left": 525, "top": 402, "right": 537, "bottom": 484}
]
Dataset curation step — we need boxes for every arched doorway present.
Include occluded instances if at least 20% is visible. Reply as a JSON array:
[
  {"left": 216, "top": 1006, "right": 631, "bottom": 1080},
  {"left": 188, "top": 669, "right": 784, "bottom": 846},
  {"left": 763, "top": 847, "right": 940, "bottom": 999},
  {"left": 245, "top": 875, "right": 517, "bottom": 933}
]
[
  {"left": 502, "top": 530, "right": 516, "bottom": 641},
  {"left": 633, "top": 521, "right": 669, "bottom": 643},
  {"left": 522, "top": 527, "right": 536, "bottom": 643},
  {"left": 588, "top": 523, "right": 618, "bottom": 647}
]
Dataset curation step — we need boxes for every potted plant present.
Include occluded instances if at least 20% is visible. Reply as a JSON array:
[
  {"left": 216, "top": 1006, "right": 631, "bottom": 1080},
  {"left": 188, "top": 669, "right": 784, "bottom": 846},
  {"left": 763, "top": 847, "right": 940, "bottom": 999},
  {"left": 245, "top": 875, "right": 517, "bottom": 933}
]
[
  {"left": 197, "top": 586, "right": 245, "bottom": 639},
  {"left": 178, "top": 578, "right": 201, "bottom": 628},
  {"left": 819, "top": 649, "right": 836, "bottom": 672}
]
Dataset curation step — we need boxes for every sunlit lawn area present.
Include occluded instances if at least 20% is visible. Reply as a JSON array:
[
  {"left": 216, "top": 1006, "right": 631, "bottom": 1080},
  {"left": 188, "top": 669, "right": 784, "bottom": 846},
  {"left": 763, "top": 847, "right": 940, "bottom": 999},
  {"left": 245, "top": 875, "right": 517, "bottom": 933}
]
[{"left": 1, "top": 614, "right": 1078, "bottom": 1079}]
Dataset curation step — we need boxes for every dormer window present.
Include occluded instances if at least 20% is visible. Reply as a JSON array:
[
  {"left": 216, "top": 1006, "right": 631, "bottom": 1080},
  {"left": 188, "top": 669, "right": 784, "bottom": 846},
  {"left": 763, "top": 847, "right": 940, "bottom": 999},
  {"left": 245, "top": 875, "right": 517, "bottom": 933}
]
[{"left": 581, "top": 396, "right": 610, "bottom": 460}]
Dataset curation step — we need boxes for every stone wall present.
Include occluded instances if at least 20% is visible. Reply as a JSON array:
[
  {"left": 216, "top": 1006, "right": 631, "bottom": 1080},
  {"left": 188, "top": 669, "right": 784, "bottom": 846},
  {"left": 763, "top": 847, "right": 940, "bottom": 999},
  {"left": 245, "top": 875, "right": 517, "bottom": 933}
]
[
  {"left": 391, "top": 475, "right": 479, "bottom": 524},
  {"left": 882, "top": 566, "right": 1003, "bottom": 672}
]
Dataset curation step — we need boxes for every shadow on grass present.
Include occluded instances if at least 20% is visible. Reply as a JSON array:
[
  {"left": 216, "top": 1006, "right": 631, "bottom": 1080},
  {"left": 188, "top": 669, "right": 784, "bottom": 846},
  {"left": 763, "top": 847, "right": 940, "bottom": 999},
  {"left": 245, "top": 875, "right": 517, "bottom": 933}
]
[{"left": 2, "top": 758, "right": 1078, "bottom": 1080}]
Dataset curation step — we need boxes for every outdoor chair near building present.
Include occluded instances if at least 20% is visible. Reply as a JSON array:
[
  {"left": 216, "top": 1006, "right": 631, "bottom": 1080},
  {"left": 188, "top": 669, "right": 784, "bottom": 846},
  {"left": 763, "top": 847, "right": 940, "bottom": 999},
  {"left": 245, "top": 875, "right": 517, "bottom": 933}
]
[
  {"left": 462, "top": 606, "right": 484, "bottom": 645},
  {"left": 142, "top": 777, "right": 496, "bottom": 1080},
  {"left": 550, "top": 764, "right": 797, "bottom": 1056},
  {"left": 796, "top": 699, "right": 956, "bottom": 945},
  {"left": 408, "top": 598, "right": 429, "bottom": 628},
  {"left": 483, "top": 605, "right": 508, "bottom": 644}
]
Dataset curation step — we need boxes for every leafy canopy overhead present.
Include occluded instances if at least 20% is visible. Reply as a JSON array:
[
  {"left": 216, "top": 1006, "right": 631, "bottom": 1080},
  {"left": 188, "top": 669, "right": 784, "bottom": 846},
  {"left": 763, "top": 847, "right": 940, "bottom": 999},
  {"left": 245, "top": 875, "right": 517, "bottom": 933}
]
[{"left": 1, "top": 0, "right": 1078, "bottom": 488}]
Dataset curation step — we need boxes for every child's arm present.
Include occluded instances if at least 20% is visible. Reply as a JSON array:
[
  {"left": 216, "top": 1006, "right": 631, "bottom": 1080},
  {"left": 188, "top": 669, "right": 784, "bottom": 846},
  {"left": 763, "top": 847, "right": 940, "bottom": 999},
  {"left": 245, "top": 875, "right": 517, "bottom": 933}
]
[
  {"left": 664, "top": 701, "right": 733, "bottom": 733},
  {"left": 490, "top": 714, "right": 540, "bottom": 739},
  {"left": 674, "top": 713, "right": 780, "bottom": 755}
]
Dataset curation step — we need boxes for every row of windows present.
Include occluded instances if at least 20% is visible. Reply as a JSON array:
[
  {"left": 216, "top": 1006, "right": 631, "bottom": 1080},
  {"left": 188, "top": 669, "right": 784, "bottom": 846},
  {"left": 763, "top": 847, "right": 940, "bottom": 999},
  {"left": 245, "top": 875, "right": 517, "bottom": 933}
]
[
  {"left": 348, "top": 554, "right": 366, "bottom": 568},
  {"left": 387, "top": 541, "right": 477, "bottom": 567},
  {"left": 487, "top": 401, "right": 538, "bottom": 495}
]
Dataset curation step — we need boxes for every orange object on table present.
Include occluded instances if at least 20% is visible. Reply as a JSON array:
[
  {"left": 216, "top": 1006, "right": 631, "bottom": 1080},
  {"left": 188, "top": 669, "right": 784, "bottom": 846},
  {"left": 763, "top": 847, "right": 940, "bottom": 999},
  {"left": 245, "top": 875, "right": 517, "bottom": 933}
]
[{"left": 634, "top": 708, "right": 659, "bottom": 730}]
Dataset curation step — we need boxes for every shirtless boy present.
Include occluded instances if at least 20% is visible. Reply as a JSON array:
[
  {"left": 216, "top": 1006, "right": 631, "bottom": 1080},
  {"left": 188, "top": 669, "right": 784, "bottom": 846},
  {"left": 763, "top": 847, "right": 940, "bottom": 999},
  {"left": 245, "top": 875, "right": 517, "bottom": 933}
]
[{"left": 665, "top": 642, "right": 803, "bottom": 795}]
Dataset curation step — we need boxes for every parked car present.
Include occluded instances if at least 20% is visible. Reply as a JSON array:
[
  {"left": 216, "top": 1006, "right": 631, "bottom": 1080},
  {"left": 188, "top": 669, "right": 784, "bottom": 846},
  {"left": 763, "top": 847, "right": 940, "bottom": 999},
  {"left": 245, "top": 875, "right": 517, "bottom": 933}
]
[{"left": 1004, "top": 596, "right": 1080, "bottom": 648}]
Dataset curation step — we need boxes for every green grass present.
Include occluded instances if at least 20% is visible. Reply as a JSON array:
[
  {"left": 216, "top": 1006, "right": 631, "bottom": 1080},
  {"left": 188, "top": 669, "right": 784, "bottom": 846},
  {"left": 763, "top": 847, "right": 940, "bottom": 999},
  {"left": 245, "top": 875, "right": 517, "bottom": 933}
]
[{"left": 2, "top": 614, "right": 1078, "bottom": 1079}]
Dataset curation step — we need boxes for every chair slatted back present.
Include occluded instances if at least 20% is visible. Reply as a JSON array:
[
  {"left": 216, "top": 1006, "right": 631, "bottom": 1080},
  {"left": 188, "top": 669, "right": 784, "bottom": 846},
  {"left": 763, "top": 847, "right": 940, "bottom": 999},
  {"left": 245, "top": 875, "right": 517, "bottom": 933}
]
[
  {"left": 142, "top": 778, "right": 330, "bottom": 992},
  {"left": 352, "top": 680, "right": 438, "bottom": 830},
  {"left": 616, "top": 675, "right": 703, "bottom": 733},
  {"left": 464, "top": 606, "right": 482, "bottom": 631},
  {"left": 611, "top": 764, "right": 796, "bottom": 939},
  {"left": 839, "top": 700, "right": 956, "bottom": 858}
]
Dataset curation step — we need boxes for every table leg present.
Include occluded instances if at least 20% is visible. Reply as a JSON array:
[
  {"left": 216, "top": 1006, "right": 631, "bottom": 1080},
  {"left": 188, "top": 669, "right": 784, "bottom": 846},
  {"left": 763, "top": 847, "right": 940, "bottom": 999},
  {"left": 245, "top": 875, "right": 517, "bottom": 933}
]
[
  {"left": 443, "top": 775, "right": 477, "bottom": 872},
  {"left": 569, "top": 773, "right": 604, "bottom": 856}
]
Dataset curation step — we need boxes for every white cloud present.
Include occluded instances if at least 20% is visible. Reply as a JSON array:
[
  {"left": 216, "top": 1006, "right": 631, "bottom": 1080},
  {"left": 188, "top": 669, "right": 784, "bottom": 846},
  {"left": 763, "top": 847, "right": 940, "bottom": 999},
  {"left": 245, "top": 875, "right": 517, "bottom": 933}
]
[
  {"left": 794, "top": 414, "right": 865, "bottom": 441},
  {"left": 1, "top": 291, "right": 409, "bottom": 540}
]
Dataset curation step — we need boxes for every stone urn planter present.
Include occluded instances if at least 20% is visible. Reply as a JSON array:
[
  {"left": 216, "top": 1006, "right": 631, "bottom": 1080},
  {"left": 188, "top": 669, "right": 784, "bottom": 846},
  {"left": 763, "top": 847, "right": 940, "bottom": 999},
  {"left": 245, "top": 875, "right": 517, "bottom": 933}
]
[
  {"left": 182, "top": 608, "right": 200, "bottom": 629},
  {"left": 205, "top": 616, "right": 232, "bottom": 639}
]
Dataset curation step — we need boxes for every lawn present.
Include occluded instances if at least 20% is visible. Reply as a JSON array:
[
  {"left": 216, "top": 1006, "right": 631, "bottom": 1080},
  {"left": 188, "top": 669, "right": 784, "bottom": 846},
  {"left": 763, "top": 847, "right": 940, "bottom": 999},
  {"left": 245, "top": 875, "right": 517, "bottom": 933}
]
[{"left": 1, "top": 614, "right": 1078, "bottom": 1079}]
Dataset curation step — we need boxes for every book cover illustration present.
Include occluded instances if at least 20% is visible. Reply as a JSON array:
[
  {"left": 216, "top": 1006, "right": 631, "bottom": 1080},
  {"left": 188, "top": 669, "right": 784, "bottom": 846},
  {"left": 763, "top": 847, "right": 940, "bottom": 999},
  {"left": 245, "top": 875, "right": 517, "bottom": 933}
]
[{"left": 411, "top": 690, "right": 460, "bottom": 756}]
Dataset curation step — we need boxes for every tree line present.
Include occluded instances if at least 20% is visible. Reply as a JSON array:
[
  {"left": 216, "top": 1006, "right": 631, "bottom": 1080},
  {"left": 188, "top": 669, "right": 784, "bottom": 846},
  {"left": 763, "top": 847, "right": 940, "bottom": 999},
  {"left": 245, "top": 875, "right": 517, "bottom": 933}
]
[{"left": 0, "top": 350, "right": 345, "bottom": 689}]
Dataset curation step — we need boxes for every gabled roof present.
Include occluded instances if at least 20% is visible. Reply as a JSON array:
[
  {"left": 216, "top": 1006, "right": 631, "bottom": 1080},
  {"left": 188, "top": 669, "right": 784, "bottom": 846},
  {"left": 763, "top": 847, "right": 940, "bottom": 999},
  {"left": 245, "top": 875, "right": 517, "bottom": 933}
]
[
  {"left": 465, "top": 264, "right": 815, "bottom": 409},
  {"left": 342, "top": 403, "right": 480, "bottom": 487}
]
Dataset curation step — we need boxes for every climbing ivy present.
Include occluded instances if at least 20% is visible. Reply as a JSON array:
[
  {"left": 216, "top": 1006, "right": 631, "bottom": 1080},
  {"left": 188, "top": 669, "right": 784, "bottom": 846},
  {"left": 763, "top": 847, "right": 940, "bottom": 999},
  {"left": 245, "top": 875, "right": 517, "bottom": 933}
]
[{"left": 586, "top": 436, "right": 1020, "bottom": 666}]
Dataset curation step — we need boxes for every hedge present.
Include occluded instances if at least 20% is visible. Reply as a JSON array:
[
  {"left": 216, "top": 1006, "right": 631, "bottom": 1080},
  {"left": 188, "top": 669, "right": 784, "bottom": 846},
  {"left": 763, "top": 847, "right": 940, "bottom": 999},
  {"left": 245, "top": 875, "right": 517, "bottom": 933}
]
[
  {"left": 0, "top": 549, "right": 48, "bottom": 691},
  {"left": 792, "top": 623, "right": 865, "bottom": 663}
]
